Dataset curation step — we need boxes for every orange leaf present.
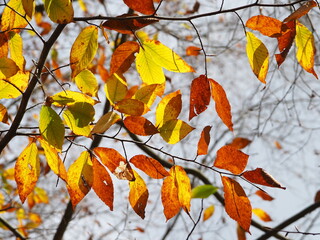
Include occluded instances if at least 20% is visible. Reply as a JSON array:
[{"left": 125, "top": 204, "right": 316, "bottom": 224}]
[
  {"left": 115, "top": 99, "right": 149, "bottom": 116},
  {"left": 209, "top": 79, "right": 233, "bottom": 131},
  {"left": 237, "top": 224, "right": 247, "bottom": 240},
  {"left": 102, "top": 14, "right": 158, "bottom": 34},
  {"left": 203, "top": 205, "right": 215, "bottom": 221},
  {"left": 92, "top": 157, "right": 114, "bottom": 210},
  {"left": 0, "top": 103, "right": 9, "bottom": 124},
  {"left": 252, "top": 208, "right": 272, "bottom": 222},
  {"left": 161, "top": 171, "right": 180, "bottom": 220},
  {"left": 189, "top": 75, "right": 211, "bottom": 120},
  {"left": 242, "top": 168, "right": 286, "bottom": 189},
  {"left": 227, "top": 137, "right": 252, "bottom": 150},
  {"left": 123, "top": 0, "right": 155, "bottom": 15},
  {"left": 255, "top": 190, "right": 274, "bottom": 201},
  {"left": 186, "top": 46, "right": 201, "bottom": 56},
  {"left": 283, "top": 1, "right": 317, "bottom": 22},
  {"left": 130, "top": 155, "right": 169, "bottom": 179},
  {"left": 214, "top": 146, "right": 248, "bottom": 174},
  {"left": 110, "top": 41, "right": 140, "bottom": 75},
  {"left": 173, "top": 166, "right": 191, "bottom": 213},
  {"left": 14, "top": 141, "right": 40, "bottom": 203},
  {"left": 222, "top": 176, "right": 252, "bottom": 232},
  {"left": 133, "top": 83, "right": 165, "bottom": 108},
  {"left": 246, "top": 15, "right": 282, "bottom": 37},
  {"left": 124, "top": 116, "right": 159, "bottom": 136},
  {"left": 197, "top": 126, "right": 212, "bottom": 155},
  {"left": 129, "top": 170, "right": 149, "bottom": 219}
]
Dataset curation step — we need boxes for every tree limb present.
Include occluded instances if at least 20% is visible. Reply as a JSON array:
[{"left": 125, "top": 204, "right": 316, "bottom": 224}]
[{"left": 0, "top": 216, "right": 26, "bottom": 240}]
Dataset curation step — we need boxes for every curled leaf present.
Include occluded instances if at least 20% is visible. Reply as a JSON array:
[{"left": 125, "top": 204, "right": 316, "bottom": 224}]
[{"left": 242, "top": 168, "right": 286, "bottom": 189}]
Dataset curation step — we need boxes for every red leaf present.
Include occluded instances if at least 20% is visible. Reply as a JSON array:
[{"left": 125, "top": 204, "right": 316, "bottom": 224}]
[
  {"left": 242, "top": 168, "right": 286, "bottom": 189},
  {"left": 197, "top": 126, "right": 211, "bottom": 155},
  {"left": 283, "top": 1, "right": 317, "bottom": 22},
  {"left": 124, "top": 116, "right": 159, "bottom": 136},
  {"left": 189, "top": 75, "right": 211, "bottom": 120},
  {"left": 227, "top": 137, "right": 252, "bottom": 150},
  {"left": 123, "top": 0, "right": 155, "bottom": 15}
]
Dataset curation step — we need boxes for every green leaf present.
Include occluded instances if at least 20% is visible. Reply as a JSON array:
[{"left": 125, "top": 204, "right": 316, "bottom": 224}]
[
  {"left": 74, "top": 69, "right": 98, "bottom": 97},
  {"left": 191, "top": 184, "right": 218, "bottom": 199}
]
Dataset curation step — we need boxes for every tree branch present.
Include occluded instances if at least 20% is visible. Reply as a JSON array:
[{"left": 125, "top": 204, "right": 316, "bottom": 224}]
[{"left": 0, "top": 217, "right": 26, "bottom": 240}]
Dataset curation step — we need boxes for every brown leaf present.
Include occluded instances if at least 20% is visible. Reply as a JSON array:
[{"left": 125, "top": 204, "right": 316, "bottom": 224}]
[
  {"left": 189, "top": 75, "right": 211, "bottom": 120},
  {"left": 130, "top": 154, "right": 169, "bottom": 179},
  {"left": 246, "top": 15, "right": 282, "bottom": 37},
  {"left": 197, "top": 126, "right": 212, "bottom": 155},
  {"left": 123, "top": 0, "right": 155, "bottom": 15},
  {"left": 283, "top": 1, "right": 317, "bottom": 22},
  {"left": 242, "top": 168, "right": 286, "bottom": 189},
  {"left": 237, "top": 224, "right": 247, "bottom": 240},
  {"left": 214, "top": 146, "right": 249, "bottom": 175},
  {"left": 227, "top": 137, "right": 252, "bottom": 150},
  {"left": 124, "top": 116, "right": 159, "bottom": 136},
  {"left": 314, "top": 190, "right": 320, "bottom": 202},
  {"left": 102, "top": 14, "right": 158, "bottom": 34},
  {"left": 222, "top": 176, "right": 252, "bottom": 232},
  {"left": 255, "top": 190, "right": 274, "bottom": 201},
  {"left": 115, "top": 99, "right": 149, "bottom": 116},
  {"left": 209, "top": 79, "right": 233, "bottom": 131}
]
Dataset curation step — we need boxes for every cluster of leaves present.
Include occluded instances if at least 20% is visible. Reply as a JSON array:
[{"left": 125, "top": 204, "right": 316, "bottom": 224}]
[{"left": 0, "top": 0, "right": 319, "bottom": 238}]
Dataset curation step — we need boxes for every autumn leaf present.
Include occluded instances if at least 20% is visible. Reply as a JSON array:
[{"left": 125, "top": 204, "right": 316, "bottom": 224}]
[
  {"left": 114, "top": 99, "right": 149, "bottom": 116},
  {"left": 74, "top": 69, "right": 98, "bottom": 97},
  {"left": 246, "top": 32, "right": 269, "bottom": 84},
  {"left": 15, "top": 141, "right": 40, "bottom": 203},
  {"left": 295, "top": 22, "right": 318, "bottom": 78},
  {"left": 227, "top": 137, "right": 252, "bottom": 150},
  {"left": 90, "top": 111, "right": 120, "bottom": 136},
  {"left": 191, "top": 184, "right": 217, "bottom": 199},
  {"left": 1, "top": 0, "right": 30, "bottom": 32},
  {"left": 222, "top": 176, "right": 252, "bottom": 232},
  {"left": 39, "top": 105, "right": 65, "bottom": 151},
  {"left": 133, "top": 83, "right": 165, "bottom": 108},
  {"left": 67, "top": 151, "right": 93, "bottom": 207},
  {"left": 189, "top": 75, "right": 211, "bottom": 120},
  {"left": 186, "top": 46, "right": 201, "bottom": 56},
  {"left": 214, "top": 146, "right": 249, "bottom": 174},
  {"left": 8, "top": 32, "right": 26, "bottom": 71},
  {"left": 22, "top": 0, "right": 34, "bottom": 18},
  {"left": 130, "top": 155, "right": 169, "bottom": 179},
  {"left": 159, "top": 119, "right": 195, "bottom": 144},
  {"left": 27, "top": 187, "right": 49, "bottom": 209},
  {"left": 104, "top": 73, "right": 128, "bottom": 105},
  {"left": 110, "top": 41, "right": 140, "bottom": 75},
  {"left": 0, "top": 57, "right": 19, "bottom": 79},
  {"left": 255, "top": 190, "right": 274, "bottom": 201},
  {"left": 203, "top": 205, "right": 215, "bottom": 221},
  {"left": 156, "top": 90, "right": 182, "bottom": 127},
  {"left": 237, "top": 224, "right": 247, "bottom": 240},
  {"left": 123, "top": 0, "right": 155, "bottom": 15},
  {"left": 92, "top": 157, "right": 114, "bottom": 210},
  {"left": 124, "top": 116, "right": 159, "bottom": 136},
  {"left": 242, "top": 168, "right": 286, "bottom": 189},
  {"left": 284, "top": 1, "right": 317, "bottom": 22},
  {"left": 209, "top": 79, "right": 233, "bottom": 131},
  {"left": 51, "top": 90, "right": 98, "bottom": 107},
  {"left": 44, "top": 0, "right": 74, "bottom": 24},
  {"left": 246, "top": 15, "right": 282, "bottom": 37},
  {"left": 70, "top": 26, "right": 98, "bottom": 78},
  {"left": 197, "top": 126, "right": 212, "bottom": 155},
  {"left": 0, "top": 33, "right": 9, "bottom": 58},
  {"left": 252, "top": 208, "right": 272, "bottom": 222},
  {"left": 0, "top": 104, "right": 9, "bottom": 124},
  {"left": 129, "top": 170, "right": 149, "bottom": 219},
  {"left": 0, "top": 71, "right": 29, "bottom": 99}
]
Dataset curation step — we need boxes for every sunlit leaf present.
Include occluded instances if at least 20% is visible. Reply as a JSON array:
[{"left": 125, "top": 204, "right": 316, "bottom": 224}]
[
  {"left": 255, "top": 190, "right": 274, "bottom": 201},
  {"left": 222, "top": 176, "right": 251, "bottom": 232},
  {"left": 104, "top": 73, "right": 128, "bottom": 105},
  {"left": 38, "top": 137, "right": 67, "bottom": 182},
  {"left": 246, "top": 32, "right": 269, "bottom": 83},
  {"left": 22, "top": 0, "right": 34, "bottom": 18},
  {"left": 173, "top": 166, "right": 191, "bottom": 213},
  {"left": 92, "top": 157, "right": 114, "bottom": 210},
  {"left": 70, "top": 26, "right": 98, "bottom": 78},
  {"left": 123, "top": 0, "right": 155, "bottom": 15},
  {"left": 114, "top": 99, "right": 149, "bottom": 116},
  {"left": 63, "top": 102, "right": 95, "bottom": 137},
  {"left": 0, "top": 104, "right": 9, "bottom": 125},
  {"left": 133, "top": 84, "right": 165, "bottom": 108},
  {"left": 246, "top": 15, "right": 282, "bottom": 37},
  {"left": 27, "top": 187, "right": 49, "bottom": 210},
  {"left": 242, "top": 168, "right": 286, "bottom": 189},
  {"left": 14, "top": 141, "right": 40, "bottom": 203},
  {"left": 295, "top": 22, "right": 318, "bottom": 78},
  {"left": 186, "top": 46, "right": 201, "bottom": 56},
  {"left": 51, "top": 90, "right": 97, "bottom": 107},
  {"left": 0, "top": 57, "right": 19, "bottom": 79},
  {"left": 227, "top": 137, "right": 252, "bottom": 150},
  {"left": 191, "top": 184, "right": 217, "bottom": 199},
  {"left": 124, "top": 116, "right": 159, "bottom": 136},
  {"left": 74, "top": 69, "right": 98, "bottom": 97},
  {"left": 0, "top": 33, "right": 9, "bottom": 58},
  {"left": 189, "top": 75, "right": 211, "bottom": 120},
  {"left": 197, "top": 126, "right": 211, "bottom": 155},
  {"left": 8, "top": 32, "right": 26, "bottom": 71},
  {"left": 252, "top": 208, "right": 272, "bottom": 222},
  {"left": 0, "top": 71, "right": 29, "bottom": 99},
  {"left": 44, "top": 0, "right": 74, "bottom": 24},
  {"left": 39, "top": 105, "right": 65, "bottom": 151},
  {"left": 203, "top": 205, "right": 215, "bottom": 221},
  {"left": 284, "top": 1, "right": 317, "bottom": 22},
  {"left": 209, "top": 79, "right": 233, "bottom": 131},
  {"left": 129, "top": 170, "right": 149, "bottom": 219},
  {"left": 130, "top": 155, "right": 169, "bottom": 179},
  {"left": 156, "top": 90, "right": 182, "bottom": 127},
  {"left": 1, "top": 0, "right": 30, "bottom": 32},
  {"left": 159, "top": 119, "right": 194, "bottom": 144},
  {"left": 90, "top": 111, "right": 120, "bottom": 136},
  {"left": 110, "top": 41, "right": 140, "bottom": 75}
]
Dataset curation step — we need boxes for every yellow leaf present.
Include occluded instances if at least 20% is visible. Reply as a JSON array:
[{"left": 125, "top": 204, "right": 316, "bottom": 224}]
[
  {"left": 156, "top": 90, "right": 182, "bottom": 127},
  {"left": 104, "top": 73, "right": 128, "bottom": 105},
  {"left": 44, "top": 0, "right": 74, "bottom": 24},
  {"left": 252, "top": 208, "right": 272, "bottom": 222},
  {"left": 74, "top": 69, "right": 98, "bottom": 97},
  {"left": 246, "top": 32, "right": 269, "bottom": 84},
  {"left": 133, "top": 83, "right": 165, "bottom": 108},
  {"left": 0, "top": 104, "right": 9, "bottom": 124},
  {"left": 90, "top": 111, "right": 120, "bottom": 136},
  {"left": 0, "top": 57, "right": 19, "bottom": 78},
  {"left": 129, "top": 170, "right": 149, "bottom": 219},
  {"left": 78, "top": 0, "right": 87, "bottom": 12},
  {"left": 51, "top": 90, "right": 97, "bottom": 107},
  {"left": 159, "top": 119, "right": 194, "bottom": 144},
  {"left": 39, "top": 105, "right": 65, "bottom": 151},
  {"left": 295, "top": 22, "right": 318, "bottom": 78},
  {"left": 173, "top": 165, "right": 191, "bottom": 212},
  {"left": 203, "top": 205, "right": 215, "bottom": 221},
  {"left": 14, "top": 142, "right": 40, "bottom": 203},
  {"left": 63, "top": 102, "right": 95, "bottom": 137},
  {"left": 38, "top": 137, "right": 67, "bottom": 182},
  {"left": 0, "top": 71, "right": 29, "bottom": 99},
  {"left": 136, "top": 47, "right": 165, "bottom": 84},
  {"left": 114, "top": 99, "right": 149, "bottom": 116},
  {"left": 67, "top": 151, "right": 93, "bottom": 207},
  {"left": 142, "top": 40, "right": 195, "bottom": 73},
  {"left": 70, "top": 26, "right": 98, "bottom": 78},
  {"left": 8, "top": 32, "right": 26, "bottom": 71},
  {"left": 22, "top": 0, "right": 34, "bottom": 18},
  {"left": 27, "top": 186, "right": 49, "bottom": 209},
  {"left": 1, "top": 0, "right": 30, "bottom": 32}
]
